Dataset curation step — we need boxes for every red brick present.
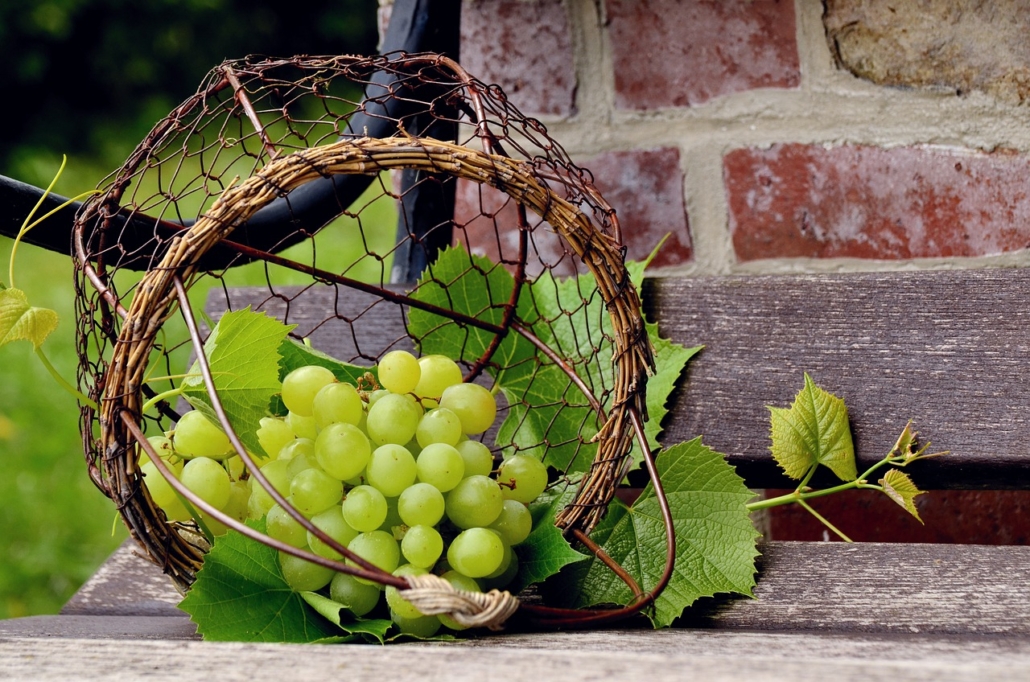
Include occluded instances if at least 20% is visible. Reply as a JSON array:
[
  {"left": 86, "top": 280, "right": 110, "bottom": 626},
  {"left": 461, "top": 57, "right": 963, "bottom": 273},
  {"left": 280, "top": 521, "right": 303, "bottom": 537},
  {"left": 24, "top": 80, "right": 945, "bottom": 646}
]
[
  {"left": 606, "top": 0, "right": 800, "bottom": 110},
  {"left": 765, "top": 489, "right": 1030, "bottom": 545},
  {"left": 460, "top": 0, "right": 577, "bottom": 117},
  {"left": 586, "top": 148, "right": 692, "bottom": 267},
  {"left": 726, "top": 144, "right": 1030, "bottom": 261},
  {"left": 455, "top": 147, "right": 691, "bottom": 273}
]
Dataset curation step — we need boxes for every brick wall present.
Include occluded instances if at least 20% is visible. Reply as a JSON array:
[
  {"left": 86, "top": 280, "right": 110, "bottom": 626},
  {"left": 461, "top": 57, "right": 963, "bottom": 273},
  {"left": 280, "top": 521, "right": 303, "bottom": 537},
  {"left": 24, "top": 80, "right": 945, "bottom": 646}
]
[
  {"left": 384, "top": 0, "right": 1030, "bottom": 543},
  {"left": 453, "top": 0, "right": 1030, "bottom": 276}
]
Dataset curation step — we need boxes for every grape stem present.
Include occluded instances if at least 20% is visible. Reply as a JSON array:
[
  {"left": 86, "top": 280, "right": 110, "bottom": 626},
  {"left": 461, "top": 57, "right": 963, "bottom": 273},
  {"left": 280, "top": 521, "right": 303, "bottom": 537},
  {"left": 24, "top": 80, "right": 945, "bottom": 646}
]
[{"left": 35, "top": 346, "right": 97, "bottom": 409}]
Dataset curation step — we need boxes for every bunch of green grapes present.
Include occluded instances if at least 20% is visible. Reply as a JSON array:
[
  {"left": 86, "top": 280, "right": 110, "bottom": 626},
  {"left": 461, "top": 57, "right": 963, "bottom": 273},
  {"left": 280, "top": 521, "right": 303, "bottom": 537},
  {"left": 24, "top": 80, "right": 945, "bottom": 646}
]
[{"left": 149, "top": 350, "right": 550, "bottom": 637}]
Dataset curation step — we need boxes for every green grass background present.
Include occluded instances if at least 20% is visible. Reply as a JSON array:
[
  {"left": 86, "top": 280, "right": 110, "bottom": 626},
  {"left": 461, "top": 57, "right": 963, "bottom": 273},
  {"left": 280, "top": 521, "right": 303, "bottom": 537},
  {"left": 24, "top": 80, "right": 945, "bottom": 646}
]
[{"left": 0, "top": 152, "right": 396, "bottom": 618}]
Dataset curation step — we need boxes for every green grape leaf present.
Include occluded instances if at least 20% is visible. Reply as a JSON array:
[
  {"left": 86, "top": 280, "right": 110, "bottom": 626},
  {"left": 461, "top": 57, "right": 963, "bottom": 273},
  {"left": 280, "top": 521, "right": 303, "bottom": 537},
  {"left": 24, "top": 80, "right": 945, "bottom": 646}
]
[
  {"left": 510, "top": 482, "right": 588, "bottom": 592},
  {"left": 0, "top": 287, "right": 59, "bottom": 349},
  {"left": 768, "top": 373, "right": 856, "bottom": 482},
  {"left": 300, "top": 591, "right": 392, "bottom": 643},
  {"left": 548, "top": 439, "right": 759, "bottom": 628},
  {"left": 179, "top": 520, "right": 340, "bottom": 642},
  {"left": 181, "top": 308, "right": 294, "bottom": 454},
  {"left": 407, "top": 246, "right": 537, "bottom": 370},
  {"left": 278, "top": 338, "right": 371, "bottom": 385},
  {"left": 880, "top": 469, "right": 924, "bottom": 523}
]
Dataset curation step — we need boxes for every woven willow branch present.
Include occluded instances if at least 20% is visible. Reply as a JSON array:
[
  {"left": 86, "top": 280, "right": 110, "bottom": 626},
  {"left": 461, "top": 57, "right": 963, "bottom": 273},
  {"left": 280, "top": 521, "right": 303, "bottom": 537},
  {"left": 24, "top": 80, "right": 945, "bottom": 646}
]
[{"left": 100, "top": 136, "right": 654, "bottom": 588}]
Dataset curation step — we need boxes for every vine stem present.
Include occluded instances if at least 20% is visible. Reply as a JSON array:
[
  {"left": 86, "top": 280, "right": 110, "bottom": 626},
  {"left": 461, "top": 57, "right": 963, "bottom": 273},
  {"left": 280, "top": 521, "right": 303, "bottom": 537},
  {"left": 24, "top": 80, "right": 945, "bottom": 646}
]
[
  {"left": 797, "top": 498, "right": 853, "bottom": 542},
  {"left": 746, "top": 456, "right": 899, "bottom": 512},
  {"left": 34, "top": 346, "right": 97, "bottom": 409},
  {"left": 141, "top": 387, "right": 184, "bottom": 414}
]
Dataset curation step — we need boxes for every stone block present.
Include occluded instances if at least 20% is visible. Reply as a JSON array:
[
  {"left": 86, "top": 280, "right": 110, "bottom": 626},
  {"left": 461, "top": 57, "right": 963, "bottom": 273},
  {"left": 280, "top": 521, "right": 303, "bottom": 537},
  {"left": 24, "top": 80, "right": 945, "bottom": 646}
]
[{"left": 825, "top": 0, "right": 1030, "bottom": 103}]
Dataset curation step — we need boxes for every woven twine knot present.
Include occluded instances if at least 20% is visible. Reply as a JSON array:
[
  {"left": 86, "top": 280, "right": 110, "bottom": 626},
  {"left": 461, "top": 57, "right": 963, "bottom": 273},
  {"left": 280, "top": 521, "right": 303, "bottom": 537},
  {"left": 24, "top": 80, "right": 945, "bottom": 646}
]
[{"left": 401, "top": 573, "right": 520, "bottom": 631}]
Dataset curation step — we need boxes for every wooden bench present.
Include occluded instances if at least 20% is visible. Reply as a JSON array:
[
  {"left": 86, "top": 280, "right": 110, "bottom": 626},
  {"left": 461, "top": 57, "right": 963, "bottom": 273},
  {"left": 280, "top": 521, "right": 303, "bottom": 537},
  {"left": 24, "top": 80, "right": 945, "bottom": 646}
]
[{"left": 4, "top": 267, "right": 1030, "bottom": 680}]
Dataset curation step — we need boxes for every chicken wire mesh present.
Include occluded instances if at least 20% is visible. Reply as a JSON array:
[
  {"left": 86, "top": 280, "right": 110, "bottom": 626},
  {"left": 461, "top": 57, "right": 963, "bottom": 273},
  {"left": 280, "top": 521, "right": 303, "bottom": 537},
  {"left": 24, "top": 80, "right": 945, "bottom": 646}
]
[{"left": 71, "top": 53, "right": 666, "bottom": 627}]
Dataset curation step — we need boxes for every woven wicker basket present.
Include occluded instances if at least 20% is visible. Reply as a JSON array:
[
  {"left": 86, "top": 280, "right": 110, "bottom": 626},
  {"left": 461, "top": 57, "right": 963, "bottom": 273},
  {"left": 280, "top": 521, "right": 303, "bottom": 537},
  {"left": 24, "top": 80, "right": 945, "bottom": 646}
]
[{"left": 72, "top": 53, "right": 672, "bottom": 629}]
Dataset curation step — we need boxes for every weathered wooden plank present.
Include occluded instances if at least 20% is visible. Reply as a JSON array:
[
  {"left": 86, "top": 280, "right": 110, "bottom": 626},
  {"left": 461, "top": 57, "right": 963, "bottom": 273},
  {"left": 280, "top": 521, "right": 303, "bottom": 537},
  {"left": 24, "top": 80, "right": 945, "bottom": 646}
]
[
  {"left": 61, "top": 541, "right": 184, "bottom": 617},
  {"left": 53, "top": 537, "right": 1030, "bottom": 636},
  {"left": 2, "top": 630, "right": 1029, "bottom": 682},
  {"left": 208, "top": 267, "right": 1030, "bottom": 488},
  {"left": 0, "top": 615, "right": 196, "bottom": 641},
  {"left": 644, "top": 269, "right": 1030, "bottom": 490}
]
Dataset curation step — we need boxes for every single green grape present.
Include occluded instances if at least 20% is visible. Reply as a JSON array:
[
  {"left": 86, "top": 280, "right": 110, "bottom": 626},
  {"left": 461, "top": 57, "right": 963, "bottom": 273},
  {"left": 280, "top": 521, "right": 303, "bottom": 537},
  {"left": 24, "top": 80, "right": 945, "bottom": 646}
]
[
  {"left": 173, "top": 411, "right": 232, "bottom": 460},
  {"left": 385, "top": 564, "right": 429, "bottom": 619},
  {"left": 415, "top": 407, "right": 463, "bottom": 448},
  {"left": 289, "top": 468, "right": 343, "bottom": 516},
  {"left": 279, "top": 550, "right": 334, "bottom": 591},
  {"left": 247, "top": 458, "right": 291, "bottom": 519},
  {"left": 397, "top": 482, "right": 446, "bottom": 527},
  {"left": 180, "top": 456, "right": 232, "bottom": 510},
  {"left": 400, "top": 525, "right": 444, "bottom": 569},
  {"left": 281, "top": 365, "right": 336, "bottom": 417},
  {"left": 438, "top": 570, "right": 481, "bottom": 631},
  {"left": 445, "top": 474, "right": 503, "bottom": 529},
  {"left": 389, "top": 609, "right": 442, "bottom": 638},
  {"left": 347, "top": 530, "right": 401, "bottom": 582},
  {"left": 286, "top": 411, "right": 318, "bottom": 440},
  {"left": 366, "top": 444, "right": 418, "bottom": 497},
  {"left": 439, "top": 382, "right": 497, "bottom": 435},
  {"left": 256, "top": 416, "right": 295, "bottom": 459},
  {"left": 447, "top": 527, "right": 504, "bottom": 578},
  {"left": 342, "top": 485, "right": 389, "bottom": 533},
  {"left": 266, "top": 503, "right": 308, "bottom": 548},
  {"left": 222, "top": 480, "right": 251, "bottom": 523},
  {"left": 315, "top": 422, "right": 371, "bottom": 481},
  {"left": 378, "top": 350, "right": 421, "bottom": 395},
  {"left": 489, "top": 499, "right": 533, "bottom": 546},
  {"left": 141, "top": 461, "right": 190, "bottom": 521},
  {"left": 307, "top": 506, "right": 360, "bottom": 559},
  {"left": 412, "top": 355, "right": 463, "bottom": 401},
  {"left": 330, "top": 572, "right": 382, "bottom": 617},
  {"left": 498, "top": 454, "right": 549, "bottom": 504},
  {"left": 312, "top": 381, "right": 363, "bottom": 430},
  {"left": 455, "top": 440, "right": 494, "bottom": 478},
  {"left": 366, "top": 393, "right": 421, "bottom": 447},
  {"left": 415, "top": 443, "right": 465, "bottom": 492}
]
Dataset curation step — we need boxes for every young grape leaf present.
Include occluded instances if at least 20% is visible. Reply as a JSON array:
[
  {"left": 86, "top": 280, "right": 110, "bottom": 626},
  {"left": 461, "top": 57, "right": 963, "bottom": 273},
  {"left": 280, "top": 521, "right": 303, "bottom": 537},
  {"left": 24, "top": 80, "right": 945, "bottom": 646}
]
[
  {"left": 181, "top": 308, "right": 294, "bottom": 454},
  {"left": 546, "top": 438, "right": 759, "bottom": 628},
  {"left": 880, "top": 469, "right": 924, "bottom": 523},
  {"left": 300, "top": 591, "right": 393, "bottom": 643},
  {"left": 768, "top": 373, "right": 856, "bottom": 482},
  {"left": 510, "top": 482, "right": 588, "bottom": 592},
  {"left": 0, "top": 287, "right": 59, "bottom": 349},
  {"left": 179, "top": 521, "right": 340, "bottom": 642}
]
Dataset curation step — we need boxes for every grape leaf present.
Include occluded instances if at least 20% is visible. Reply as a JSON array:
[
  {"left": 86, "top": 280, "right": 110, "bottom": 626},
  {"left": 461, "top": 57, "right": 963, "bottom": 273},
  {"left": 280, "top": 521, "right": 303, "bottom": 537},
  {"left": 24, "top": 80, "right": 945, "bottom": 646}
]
[
  {"left": 881, "top": 469, "right": 924, "bottom": 523},
  {"left": 181, "top": 308, "right": 293, "bottom": 454},
  {"left": 0, "top": 287, "right": 58, "bottom": 349},
  {"left": 510, "top": 482, "right": 588, "bottom": 592},
  {"left": 300, "top": 591, "right": 392, "bottom": 643},
  {"left": 179, "top": 520, "right": 340, "bottom": 642},
  {"left": 546, "top": 439, "right": 759, "bottom": 628},
  {"left": 768, "top": 373, "right": 856, "bottom": 482},
  {"left": 407, "top": 246, "right": 537, "bottom": 371},
  {"left": 278, "top": 338, "right": 371, "bottom": 386}
]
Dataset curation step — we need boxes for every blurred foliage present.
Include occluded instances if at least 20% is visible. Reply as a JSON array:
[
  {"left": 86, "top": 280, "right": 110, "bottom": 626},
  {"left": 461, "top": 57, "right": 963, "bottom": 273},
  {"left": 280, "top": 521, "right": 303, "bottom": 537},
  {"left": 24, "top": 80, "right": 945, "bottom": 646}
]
[
  {"left": 1, "top": 0, "right": 379, "bottom": 182},
  {"left": 0, "top": 0, "right": 380, "bottom": 618}
]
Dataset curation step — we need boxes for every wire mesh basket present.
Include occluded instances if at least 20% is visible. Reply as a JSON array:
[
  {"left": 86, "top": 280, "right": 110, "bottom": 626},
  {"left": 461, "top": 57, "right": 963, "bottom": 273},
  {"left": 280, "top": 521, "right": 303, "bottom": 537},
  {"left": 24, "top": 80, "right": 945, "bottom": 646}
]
[{"left": 72, "top": 53, "right": 671, "bottom": 629}]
